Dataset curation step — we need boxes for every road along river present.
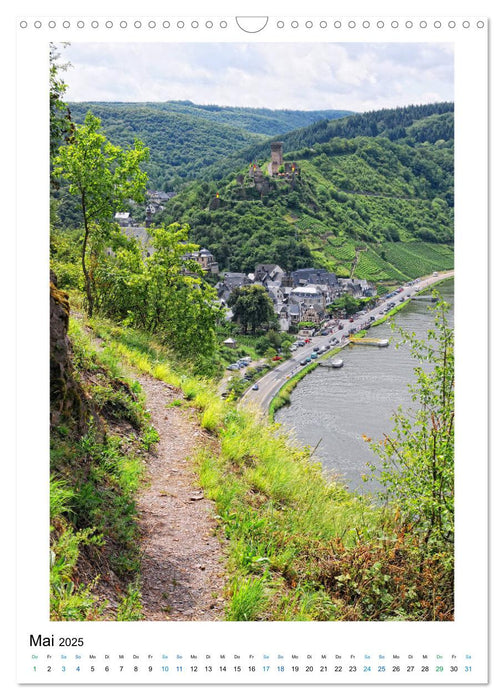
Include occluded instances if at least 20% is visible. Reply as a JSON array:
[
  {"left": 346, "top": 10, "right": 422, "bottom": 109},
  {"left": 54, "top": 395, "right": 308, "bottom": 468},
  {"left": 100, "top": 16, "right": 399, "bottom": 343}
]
[
  {"left": 274, "top": 277, "right": 454, "bottom": 493},
  {"left": 242, "top": 271, "right": 453, "bottom": 413}
]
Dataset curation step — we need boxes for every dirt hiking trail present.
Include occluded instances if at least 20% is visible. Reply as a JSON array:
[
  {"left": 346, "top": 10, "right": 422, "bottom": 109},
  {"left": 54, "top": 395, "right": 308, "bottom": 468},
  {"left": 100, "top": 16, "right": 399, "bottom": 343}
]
[{"left": 136, "top": 374, "right": 227, "bottom": 620}]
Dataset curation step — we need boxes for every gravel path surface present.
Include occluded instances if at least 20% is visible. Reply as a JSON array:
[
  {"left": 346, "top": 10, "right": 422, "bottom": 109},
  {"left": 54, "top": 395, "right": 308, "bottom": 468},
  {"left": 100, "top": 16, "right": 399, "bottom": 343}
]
[{"left": 136, "top": 375, "right": 227, "bottom": 621}]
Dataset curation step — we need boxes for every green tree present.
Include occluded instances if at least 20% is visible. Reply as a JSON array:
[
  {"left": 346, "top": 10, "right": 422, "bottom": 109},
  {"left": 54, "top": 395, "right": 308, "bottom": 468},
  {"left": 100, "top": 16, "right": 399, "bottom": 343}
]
[
  {"left": 95, "top": 223, "right": 223, "bottom": 360},
  {"left": 265, "top": 329, "right": 282, "bottom": 349},
  {"left": 328, "top": 293, "right": 362, "bottom": 316},
  {"left": 369, "top": 297, "right": 454, "bottom": 554},
  {"left": 54, "top": 112, "right": 149, "bottom": 316},
  {"left": 50, "top": 42, "right": 73, "bottom": 163},
  {"left": 228, "top": 285, "right": 276, "bottom": 333},
  {"left": 144, "top": 225, "right": 223, "bottom": 358}
]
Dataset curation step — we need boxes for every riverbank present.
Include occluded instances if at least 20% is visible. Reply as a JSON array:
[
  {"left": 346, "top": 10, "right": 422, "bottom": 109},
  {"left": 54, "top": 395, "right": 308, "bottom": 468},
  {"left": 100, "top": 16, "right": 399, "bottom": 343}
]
[
  {"left": 268, "top": 273, "right": 453, "bottom": 419},
  {"left": 274, "top": 276, "right": 454, "bottom": 493},
  {"left": 372, "top": 274, "right": 452, "bottom": 327},
  {"left": 269, "top": 344, "right": 347, "bottom": 419}
]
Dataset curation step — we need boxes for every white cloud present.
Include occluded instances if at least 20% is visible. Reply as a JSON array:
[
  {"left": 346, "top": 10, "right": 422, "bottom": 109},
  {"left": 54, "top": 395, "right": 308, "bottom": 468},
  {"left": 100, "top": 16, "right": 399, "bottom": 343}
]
[{"left": 62, "top": 42, "right": 453, "bottom": 111}]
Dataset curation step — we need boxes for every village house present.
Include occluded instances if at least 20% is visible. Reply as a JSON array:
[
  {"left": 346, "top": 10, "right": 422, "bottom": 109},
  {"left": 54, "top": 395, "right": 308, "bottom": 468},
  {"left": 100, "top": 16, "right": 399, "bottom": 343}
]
[
  {"left": 145, "top": 190, "right": 176, "bottom": 224},
  {"left": 291, "top": 268, "right": 340, "bottom": 289},
  {"left": 300, "top": 304, "right": 324, "bottom": 325},
  {"left": 289, "top": 285, "right": 326, "bottom": 309},
  {"left": 287, "top": 303, "right": 301, "bottom": 325},
  {"left": 114, "top": 212, "right": 133, "bottom": 227},
  {"left": 147, "top": 190, "right": 176, "bottom": 203},
  {"left": 339, "top": 277, "right": 377, "bottom": 298},
  {"left": 215, "top": 272, "right": 252, "bottom": 303},
  {"left": 265, "top": 285, "right": 285, "bottom": 310},
  {"left": 254, "top": 263, "right": 285, "bottom": 286},
  {"left": 213, "top": 262, "right": 375, "bottom": 332},
  {"left": 183, "top": 247, "right": 219, "bottom": 274}
]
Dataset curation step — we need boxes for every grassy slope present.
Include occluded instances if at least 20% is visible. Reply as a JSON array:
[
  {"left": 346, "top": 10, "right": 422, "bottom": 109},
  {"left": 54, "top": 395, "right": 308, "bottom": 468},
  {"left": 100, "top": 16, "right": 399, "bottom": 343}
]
[
  {"left": 50, "top": 317, "right": 159, "bottom": 621},
  {"left": 74, "top": 316, "right": 452, "bottom": 621}
]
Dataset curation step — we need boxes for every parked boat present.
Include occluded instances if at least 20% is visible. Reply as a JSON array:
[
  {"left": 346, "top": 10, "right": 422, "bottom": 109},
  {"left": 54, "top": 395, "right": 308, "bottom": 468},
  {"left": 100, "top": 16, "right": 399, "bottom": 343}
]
[
  {"left": 349, "top": 337, "right": 389, "bottom": 347},
  {"left": 318, "top": 358, "right": 344, "bottom": 369}
]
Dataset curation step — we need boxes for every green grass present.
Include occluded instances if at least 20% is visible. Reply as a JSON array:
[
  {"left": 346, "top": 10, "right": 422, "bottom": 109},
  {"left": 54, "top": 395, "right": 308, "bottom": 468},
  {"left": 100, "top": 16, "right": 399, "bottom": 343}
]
[
  {"left": 50, "top": 316, "right": 164, "bottom": 620},
  {"left": 117, "top": 582, "right": 144, "bottom": 621},
  {"left": 50, "top": 520, "right": 105, "bottom": 621},
  {"left": 269, "top": 361, "right": 319, "bottom": 418},
  {"left": 195, "top": 406, "right": 387, "bottom": 620},
  {"left": 226, "top": 577, "right": 269, "bottom": 621},
  {"left": 371, "top": 301, "right": 410, "bottom": 326},
  {"left": 57, "top": 311, "right": 454, "bottom": 621}
]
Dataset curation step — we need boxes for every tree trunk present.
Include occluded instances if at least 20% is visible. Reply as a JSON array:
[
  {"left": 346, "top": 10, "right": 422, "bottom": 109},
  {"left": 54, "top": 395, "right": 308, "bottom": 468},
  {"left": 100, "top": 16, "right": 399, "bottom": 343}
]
[{"left": 81, "top": 195, "right": 94, "bottom": 317}]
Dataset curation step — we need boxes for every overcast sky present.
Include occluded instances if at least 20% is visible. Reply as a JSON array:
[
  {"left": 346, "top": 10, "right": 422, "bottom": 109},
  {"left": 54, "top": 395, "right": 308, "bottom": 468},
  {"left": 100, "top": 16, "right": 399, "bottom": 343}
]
[{"left": 61, "top": 42, "right": 453, "bottom": 112}]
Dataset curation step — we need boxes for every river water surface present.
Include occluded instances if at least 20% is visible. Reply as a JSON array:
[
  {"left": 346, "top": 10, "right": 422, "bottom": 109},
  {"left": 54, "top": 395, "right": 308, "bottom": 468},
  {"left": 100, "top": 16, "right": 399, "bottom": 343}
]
[{"left": 276, "top": 279, "right": 454, "bottom": 493}]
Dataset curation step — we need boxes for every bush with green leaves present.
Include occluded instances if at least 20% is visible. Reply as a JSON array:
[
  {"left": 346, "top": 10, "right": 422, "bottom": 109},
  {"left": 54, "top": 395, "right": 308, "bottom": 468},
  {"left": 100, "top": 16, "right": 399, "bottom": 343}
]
[{"left": 368, "top": 297, "right": 454, "bottom": 554}]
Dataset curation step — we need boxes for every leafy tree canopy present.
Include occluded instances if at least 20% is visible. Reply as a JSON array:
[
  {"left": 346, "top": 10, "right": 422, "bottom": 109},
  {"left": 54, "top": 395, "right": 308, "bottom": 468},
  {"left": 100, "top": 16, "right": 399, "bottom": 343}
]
[
  {"left": 228, "top": 284, "right": 276, "bottom": 333},
  {"left": 54, "top": 112, "right": 149, "bottom": 315}
]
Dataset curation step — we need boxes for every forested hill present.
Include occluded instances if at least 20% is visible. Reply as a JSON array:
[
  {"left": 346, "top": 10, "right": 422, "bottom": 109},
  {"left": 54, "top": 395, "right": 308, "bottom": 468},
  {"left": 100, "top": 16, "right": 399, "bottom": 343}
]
[
  {"left": 68, "top": 101, "right": 353, "bottom": 190},
  {"left": 198, "top": 102, "right": 454, "bottom": 182},
  {"left": 159, "top": 105, "right": 454, "bottom": 281}
]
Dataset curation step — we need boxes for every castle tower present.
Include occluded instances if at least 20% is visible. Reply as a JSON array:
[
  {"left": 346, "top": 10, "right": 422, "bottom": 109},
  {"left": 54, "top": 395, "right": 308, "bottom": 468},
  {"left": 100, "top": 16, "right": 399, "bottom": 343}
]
[{"left": 270, "top": 141, "right": 283, "bottom": 176}]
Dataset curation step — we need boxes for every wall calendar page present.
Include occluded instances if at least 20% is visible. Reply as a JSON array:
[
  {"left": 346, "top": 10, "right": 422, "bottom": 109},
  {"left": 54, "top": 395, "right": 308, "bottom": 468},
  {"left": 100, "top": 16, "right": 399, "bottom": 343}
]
[{"left": 10, "top": 0, "right": 493, "bottom": 696}]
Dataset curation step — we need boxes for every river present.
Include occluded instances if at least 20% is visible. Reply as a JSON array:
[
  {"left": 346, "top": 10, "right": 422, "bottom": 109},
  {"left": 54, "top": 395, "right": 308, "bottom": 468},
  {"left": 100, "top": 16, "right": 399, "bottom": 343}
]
[{"left": 276, "top": 278, "right": 454, "bottom": 493}]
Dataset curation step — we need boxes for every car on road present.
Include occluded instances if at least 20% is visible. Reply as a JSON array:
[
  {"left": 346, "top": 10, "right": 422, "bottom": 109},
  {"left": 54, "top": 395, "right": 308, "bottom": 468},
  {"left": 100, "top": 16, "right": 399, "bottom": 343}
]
[
  {"left": 227, "top": 363, "right": 239, "bottom": 370},
  {"left": 252, "top": 384, "right": 259, "bottom": 391},
  {"left": 310, "top": 352, "right": 318, "bottom": 359},
  {"left": 299, "top": 359, "right": 307, "bottom": 366},
  {"left": 321, "top": 330, "right": 329, "bottom": 336}
]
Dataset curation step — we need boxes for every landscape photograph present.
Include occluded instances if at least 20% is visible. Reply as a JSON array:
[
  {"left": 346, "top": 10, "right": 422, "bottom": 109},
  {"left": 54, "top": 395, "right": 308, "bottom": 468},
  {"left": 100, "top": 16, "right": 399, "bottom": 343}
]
[{"left": 49, "top": 41, "right": 455, "bottom": 622}]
